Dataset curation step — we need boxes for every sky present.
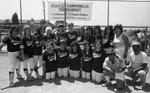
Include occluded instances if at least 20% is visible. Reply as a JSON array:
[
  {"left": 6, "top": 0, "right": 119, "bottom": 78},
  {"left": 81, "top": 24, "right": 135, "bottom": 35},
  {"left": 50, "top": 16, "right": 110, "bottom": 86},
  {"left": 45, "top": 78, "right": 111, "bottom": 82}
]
[{"left": 0, "top": 0, "right": 150, "bottom": 26}]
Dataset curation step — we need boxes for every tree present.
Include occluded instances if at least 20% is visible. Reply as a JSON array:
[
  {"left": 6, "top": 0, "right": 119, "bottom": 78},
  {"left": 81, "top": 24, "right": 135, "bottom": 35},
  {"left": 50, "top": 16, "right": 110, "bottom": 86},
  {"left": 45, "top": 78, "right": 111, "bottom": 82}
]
[{"left": 12, "top": 12, "right": 19, "bottom": 25}]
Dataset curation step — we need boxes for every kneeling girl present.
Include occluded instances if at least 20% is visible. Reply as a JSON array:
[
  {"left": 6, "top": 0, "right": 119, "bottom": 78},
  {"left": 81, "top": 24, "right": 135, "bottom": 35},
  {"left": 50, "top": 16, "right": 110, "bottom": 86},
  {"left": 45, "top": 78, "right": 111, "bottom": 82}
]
[{"left": 43, "top": 43, "right": 57, "bottom": 80}]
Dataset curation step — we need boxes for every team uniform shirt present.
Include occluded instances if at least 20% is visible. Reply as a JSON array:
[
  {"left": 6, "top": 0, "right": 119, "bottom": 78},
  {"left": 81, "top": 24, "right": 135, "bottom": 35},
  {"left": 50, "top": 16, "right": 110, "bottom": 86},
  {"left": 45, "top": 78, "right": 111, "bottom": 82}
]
[
  {"left": 55, "top": 31, "right": 68, "bottom": 46},
  {"left": 56, "top": 48, "right": 69, "bottom": 68},
  {"left": 82, "top": 51, "right": 93, "bottom": 72},
  {"left": 69, "top": 52, "right": 82, "bottom": 70},
  {"left": 2, "top": 35, "right": 21, "bottom": 52},
  {"left": 33, "top": 35, "right": 44, "bottom": 55},
  {"left": 67, "top": 31, "right": 77, "bottom": 46},
  {"left": 84, "top": 33, "right": 94, "bottom": 44},
  {"left": 43, "top": 51, "right": 57, "bottom": 72},
  {"left": 92, "top": 50, "right": 107, "bottom": 73},
  {"left": 21, "top": 36, "right": 34, "bottom": 58},
  {"left": 129, "top": 51, "right": 148, "bottom": 70},
  {"left": 43, "top": 34, "right": 55, "bottom": 48},
  {"left": 103, "top": 55, "right": 125, "bottom": 72},
  {"left": 103, "top": 35, "right": 114, "bottom": 49}
]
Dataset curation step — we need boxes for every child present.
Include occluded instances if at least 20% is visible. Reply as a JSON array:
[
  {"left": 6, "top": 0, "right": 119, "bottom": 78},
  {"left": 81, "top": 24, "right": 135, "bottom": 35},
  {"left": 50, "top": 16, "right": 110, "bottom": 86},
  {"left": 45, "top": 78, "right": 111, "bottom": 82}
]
[
  {"left": 82, "top": 41, "right": 93, "bottom": 79},
  {"left": 0, "top": 26, "right": 23, "bottom": 86},
  {"left": 103, "top": 46, "right": 125, "bottom": 90},
  {"left": 69, "top": 41, "right": 82, "bottom": 78},
  {"left": 33, "top": 27, "right": 45, "bottom": 78},
  {"left": 42, "top": 42, "right": 57, "bottom": 80},
  {"left": 57, "top": 39, "right": 69, "bottom": 77},
  {"left": 22, "top": 25, "right": 35, "bottom": 81},
  {"left": 92, "top": 40, "right": 107, "bottom": 83}
]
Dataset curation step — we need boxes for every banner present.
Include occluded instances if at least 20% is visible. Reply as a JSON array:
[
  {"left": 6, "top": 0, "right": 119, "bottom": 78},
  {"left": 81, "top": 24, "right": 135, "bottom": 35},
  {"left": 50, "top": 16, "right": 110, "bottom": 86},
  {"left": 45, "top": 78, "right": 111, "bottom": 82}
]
[{"left": 48, "top": 2, "right": 92, "bottom": 21}]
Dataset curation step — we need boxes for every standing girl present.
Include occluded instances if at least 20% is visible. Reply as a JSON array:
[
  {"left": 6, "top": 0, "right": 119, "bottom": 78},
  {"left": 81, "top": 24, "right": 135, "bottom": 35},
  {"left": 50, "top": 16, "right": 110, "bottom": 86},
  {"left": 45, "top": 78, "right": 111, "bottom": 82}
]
[
  {"left": 21, "top": 25, "right": 35, "bottom": 80},
  {"left": 69, "top": 41, "right": 82, "bottom": 78},
  {"left": 82, "top": 41, "right": 93, "bottom": 79},
  {"left": 103, "top": 26, "right": 114, "bottom": 49},
  {"left": 33, "top": 27, "right": 45, "bottom": 78},
  {"left": 0, "top": 26, "right": 23, "bottom": 86},
  {"left": 92, "top": 40, "right": 107, "bottom": 83}
]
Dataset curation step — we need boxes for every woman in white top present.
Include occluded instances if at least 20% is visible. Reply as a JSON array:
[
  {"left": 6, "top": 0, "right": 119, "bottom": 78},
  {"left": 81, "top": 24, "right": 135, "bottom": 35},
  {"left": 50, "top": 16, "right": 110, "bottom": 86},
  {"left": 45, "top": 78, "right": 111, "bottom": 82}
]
[{"left": 113, "top": 24, "right": 130, "bottom": 60}]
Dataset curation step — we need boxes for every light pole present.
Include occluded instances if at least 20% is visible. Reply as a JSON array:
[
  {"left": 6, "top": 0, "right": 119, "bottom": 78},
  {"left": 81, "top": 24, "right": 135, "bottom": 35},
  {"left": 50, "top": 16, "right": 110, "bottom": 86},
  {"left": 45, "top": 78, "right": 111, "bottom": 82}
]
[
  {"left": 20, "top": 0, "right": 22, "bottom": 25},
  {"left": 42, "top": 1, "right": 46, "bottom": 22},
  {"left": 107, "top": 0, "right": 109, "bottom": 26},
  {"left": 64, "top": 0, "right": 67, "bottom": 28}
]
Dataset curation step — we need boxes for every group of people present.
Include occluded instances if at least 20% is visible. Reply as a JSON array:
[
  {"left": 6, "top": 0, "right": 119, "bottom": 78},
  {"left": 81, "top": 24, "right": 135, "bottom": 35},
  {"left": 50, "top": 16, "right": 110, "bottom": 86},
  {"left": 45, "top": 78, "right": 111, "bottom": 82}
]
[{"left": 0, "top": 23, "right": 149, "bottom": 90}]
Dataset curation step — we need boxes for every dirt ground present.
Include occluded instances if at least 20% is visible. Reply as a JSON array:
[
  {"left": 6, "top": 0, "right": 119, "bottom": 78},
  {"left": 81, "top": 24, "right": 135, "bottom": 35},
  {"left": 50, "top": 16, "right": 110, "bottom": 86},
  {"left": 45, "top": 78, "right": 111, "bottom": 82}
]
[{"left": 0, "top": 53, "right": 150, "bottom": 93}]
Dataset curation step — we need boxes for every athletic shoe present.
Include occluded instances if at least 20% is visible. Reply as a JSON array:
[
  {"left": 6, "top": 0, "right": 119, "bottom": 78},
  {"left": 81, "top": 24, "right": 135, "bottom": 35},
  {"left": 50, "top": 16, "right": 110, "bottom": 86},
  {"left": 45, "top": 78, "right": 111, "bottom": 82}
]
[
  {"left": 27, "top": 76, "right": 35, "bottom": 81},
  {"left": 36, "top": 74, "right": 42, "bottom": 79},
  {"left": 131, "top": 76, "right": 139, "bottom": 83},
  {"left": 102, "top": 82, "right": 111, "bottom": 87},
  {"left": 9, "top": 82, "right": 15, "bottom": 87},
  {"left": 141, "top": 82, "right": 146, "bottom": 88},
  {"left": 17, "top": 75, "right": 24, "bottom": 80}
]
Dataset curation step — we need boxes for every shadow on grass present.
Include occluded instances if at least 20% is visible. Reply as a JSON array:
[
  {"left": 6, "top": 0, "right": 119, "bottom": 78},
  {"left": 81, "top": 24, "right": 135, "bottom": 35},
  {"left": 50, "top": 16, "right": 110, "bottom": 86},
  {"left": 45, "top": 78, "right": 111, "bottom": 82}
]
[
  {"left": 102, "top": 81, "right": 132, "bottom": 93},
  {"left": 125, "top": 79, "right": 150, "bottom": 92},
  {"left": 1, "top": 78, "right": 44, "bottom": 90}
]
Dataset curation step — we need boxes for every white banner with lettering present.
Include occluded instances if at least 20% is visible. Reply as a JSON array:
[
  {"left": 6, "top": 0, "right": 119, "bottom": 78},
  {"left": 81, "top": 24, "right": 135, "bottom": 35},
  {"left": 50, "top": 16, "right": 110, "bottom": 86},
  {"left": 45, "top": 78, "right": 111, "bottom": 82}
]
[{"left": 48, "top": 2, "right": 92, "bottom": 21}]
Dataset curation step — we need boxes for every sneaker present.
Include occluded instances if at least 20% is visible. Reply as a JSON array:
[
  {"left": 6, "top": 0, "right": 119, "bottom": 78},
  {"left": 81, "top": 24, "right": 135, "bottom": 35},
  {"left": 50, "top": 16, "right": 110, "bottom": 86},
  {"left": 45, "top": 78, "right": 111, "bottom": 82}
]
[
  {"left": 141, "top": 82, "right": 146, "bottom": 88},
  {"left": 17, "top": 75, "right": 24, "bottom": 80},
  {"left": 131, "top": 76, "right": 139, "bottom": 83},
  {"left": 102, "top": 82, "right": 111, "bottom": 87},
  {"left": 27, "top": 76, "right": 35, "bottom": 81},
  {"left": 36, "top": 74, "right": 42, "bottom": 79},
  {"left": 9, "top": 82, "right": 15, "bottom": 87}
]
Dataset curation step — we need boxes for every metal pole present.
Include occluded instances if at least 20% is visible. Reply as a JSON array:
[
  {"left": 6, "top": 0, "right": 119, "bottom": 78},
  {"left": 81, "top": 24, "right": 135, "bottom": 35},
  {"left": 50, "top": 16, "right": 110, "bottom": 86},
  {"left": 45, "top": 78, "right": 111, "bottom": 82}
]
[
  {"left": 20, "top": 0, "right": 22, "bottom": 25},
  {"left": 43, "top": 1, "right": 46, "bottom": 22},
  {"left": 107, "top": 0, "right": 109, "bottom": 26},
  {"left": 20, "top": 0, "right": 23, "bottom": 36},
  {"left": 64, "top": 0, "right": 67, "bottom": 29}
]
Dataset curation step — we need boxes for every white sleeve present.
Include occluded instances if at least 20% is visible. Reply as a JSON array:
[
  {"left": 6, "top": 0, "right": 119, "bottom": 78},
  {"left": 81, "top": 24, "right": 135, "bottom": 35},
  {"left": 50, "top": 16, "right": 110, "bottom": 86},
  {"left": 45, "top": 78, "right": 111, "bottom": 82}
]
[{"left": 142, "top": 52, "right": 148, "bottom": 64}]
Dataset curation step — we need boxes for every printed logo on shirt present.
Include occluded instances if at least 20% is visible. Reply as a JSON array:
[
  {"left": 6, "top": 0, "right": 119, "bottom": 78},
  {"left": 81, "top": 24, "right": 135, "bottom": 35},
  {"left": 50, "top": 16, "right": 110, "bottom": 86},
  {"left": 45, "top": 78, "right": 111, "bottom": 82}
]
[
  {"left": 93, "top": 52, "right": 101, "bottom": 58},
  {"left": 26, "top": 41, "right": 33, "bottom": 46},
  {"left": 48, "top": 56, "right": 55, "bottom": 61},
  {"left": 35, "top": 41, "right": 40, "bottom": 44},
  {"left": 59, "top": 52, "right": 67, "bottom": 58},
  {"left": 84, "top": 57, "right": 92, "bottom": 61},
  {"left": 11, "top": 40, "right": 20, "bottom": 45},
  {"left": 70, "top": 54, "right": 78, "bottom": 59}
]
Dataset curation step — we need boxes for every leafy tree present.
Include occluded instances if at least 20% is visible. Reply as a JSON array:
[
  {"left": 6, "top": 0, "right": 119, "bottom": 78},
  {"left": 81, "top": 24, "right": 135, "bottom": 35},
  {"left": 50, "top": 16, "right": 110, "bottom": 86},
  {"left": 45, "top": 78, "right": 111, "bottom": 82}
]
[{"left": 12, "top": 12, "right": 19, "bottom": 25}]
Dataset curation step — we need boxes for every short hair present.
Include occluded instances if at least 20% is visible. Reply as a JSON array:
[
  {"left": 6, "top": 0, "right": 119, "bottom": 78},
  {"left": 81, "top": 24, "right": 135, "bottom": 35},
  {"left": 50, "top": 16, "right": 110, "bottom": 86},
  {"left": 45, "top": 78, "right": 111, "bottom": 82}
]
[{"left": 9, "top": 26, "right": 19, "bottom": 35}]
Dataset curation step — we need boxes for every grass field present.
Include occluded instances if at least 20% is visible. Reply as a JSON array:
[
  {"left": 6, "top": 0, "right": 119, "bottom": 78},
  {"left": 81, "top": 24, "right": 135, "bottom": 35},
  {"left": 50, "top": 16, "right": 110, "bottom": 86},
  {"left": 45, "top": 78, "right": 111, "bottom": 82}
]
[{"left": 0, "top": 53, "right": 150, "bottom": 93}]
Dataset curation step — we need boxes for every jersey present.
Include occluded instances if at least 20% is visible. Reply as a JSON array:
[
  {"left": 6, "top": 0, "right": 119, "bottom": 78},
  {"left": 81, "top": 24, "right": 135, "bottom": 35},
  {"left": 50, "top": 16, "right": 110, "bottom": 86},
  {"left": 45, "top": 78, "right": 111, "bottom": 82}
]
[
  {"left": 2, "top": 35, "right": 21, "bottom": 52},
  {"left": 43, "top": 51, "right": 57, "bottom": 72},
  {"left": 69, "top": 52, "right": 82, "bottom": 70},
  {"left": 21, "top": 36, "right": 34, "bottom": 58},
  {"left": 33, "top": 34, "right": 44, "bottom": 55},
  {"left": 92, "top": 49, "right": 107, "bottom": 73},
  {"left": 57, "top": 48, "right": 69, "bottom": 68},
  {"left": 82, "top": 50, "right": 93, "bottom": 72}
]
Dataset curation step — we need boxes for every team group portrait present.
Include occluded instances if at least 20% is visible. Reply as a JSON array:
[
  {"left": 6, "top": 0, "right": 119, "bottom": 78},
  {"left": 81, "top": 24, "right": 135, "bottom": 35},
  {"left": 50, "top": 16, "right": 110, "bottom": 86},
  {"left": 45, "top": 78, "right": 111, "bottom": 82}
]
[{"left": 0, "top": 0, "right": 150, "bottom": 93}]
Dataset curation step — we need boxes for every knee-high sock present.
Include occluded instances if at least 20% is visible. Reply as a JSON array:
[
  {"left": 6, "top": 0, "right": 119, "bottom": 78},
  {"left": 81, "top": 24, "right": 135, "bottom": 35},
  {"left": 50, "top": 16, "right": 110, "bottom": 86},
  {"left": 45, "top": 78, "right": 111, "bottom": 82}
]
[
  {"left": 34, "top": 66, "right": 39, "bottom": 75},
  {"left": 9, "top": 72, "right": 14, "bottom": 83},
  {"left": 16, "top": 69, "right": 21, "bottom": 76},
  {"left": 23, "top": 68, "right": 29, "bottom": 77}
]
